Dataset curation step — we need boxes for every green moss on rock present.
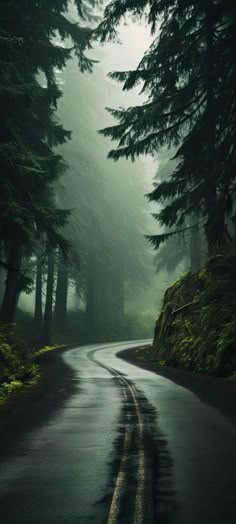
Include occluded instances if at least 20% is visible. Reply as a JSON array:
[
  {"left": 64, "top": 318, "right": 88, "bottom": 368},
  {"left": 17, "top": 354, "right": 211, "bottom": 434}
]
[{"left": 153, "top": 247, "right": 236, "bottom": 377}]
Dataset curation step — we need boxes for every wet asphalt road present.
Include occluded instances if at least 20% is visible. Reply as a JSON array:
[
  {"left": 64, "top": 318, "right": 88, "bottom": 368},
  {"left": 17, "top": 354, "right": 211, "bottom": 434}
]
[{"left": 0, "top": 341, "right": 236, "bottom": 524}]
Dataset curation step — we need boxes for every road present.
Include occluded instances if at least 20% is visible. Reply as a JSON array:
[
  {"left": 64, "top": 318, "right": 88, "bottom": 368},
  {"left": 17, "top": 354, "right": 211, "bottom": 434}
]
[{"left": 0, "top": 341, "right": 236, "bottom": 523}]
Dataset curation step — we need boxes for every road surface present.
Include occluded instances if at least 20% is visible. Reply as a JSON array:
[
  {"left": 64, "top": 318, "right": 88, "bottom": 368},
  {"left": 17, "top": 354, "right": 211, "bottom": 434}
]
[{"left": 0, "top": 341, "right": 236, "bottom": 523}]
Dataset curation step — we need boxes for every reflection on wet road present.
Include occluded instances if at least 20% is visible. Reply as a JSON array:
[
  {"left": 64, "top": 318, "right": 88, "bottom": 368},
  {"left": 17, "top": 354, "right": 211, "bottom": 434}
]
[{"left": 1, "top": 341, "right": 236, "bottom": 523}]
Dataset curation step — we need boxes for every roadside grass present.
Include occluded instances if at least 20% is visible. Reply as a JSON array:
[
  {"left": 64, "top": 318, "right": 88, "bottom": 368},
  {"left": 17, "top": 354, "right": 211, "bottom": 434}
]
[{"left": 35, "top": 344, "right": 65, "bottom": 358}]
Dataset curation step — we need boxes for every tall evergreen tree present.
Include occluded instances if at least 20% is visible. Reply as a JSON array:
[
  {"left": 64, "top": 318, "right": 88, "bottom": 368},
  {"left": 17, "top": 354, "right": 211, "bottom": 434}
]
[
  {"left": 0, "top": 0, "right": 102, "bottom": 322},
  {"left": 94, "top": 0, "right": 236, "bottom": 253}
]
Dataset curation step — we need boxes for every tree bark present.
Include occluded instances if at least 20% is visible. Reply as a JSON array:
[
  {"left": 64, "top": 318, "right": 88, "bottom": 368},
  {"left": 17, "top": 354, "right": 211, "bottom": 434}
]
[
  {"left": 0, "top": 245, "right": 22, "bottom": 324},
  {"left": 86, "top": 248, "right": 102, "bottom": 341},
  {"left": 0, "top": 266, "right": 6, "bottom": 306},
  {"left": 54, "top": 254, "right": 68, "bottom": 329},
  {"left": 42, "top": 251, "right": 55, "bottom": 346},
  {"left": 104, "top": 248, "right": 125, "bottom": 325},
  {"left": 86, "top": 245, "right": 125, "bottom": 342},
  {"left": 205, "top": 0, "right": 219, "bottom": 252},
  {"left": 32, "top": 255, "right": 43, "bottom": 345},
  {"left": 190, "top": 220, "right": 201, "bottom": 272}
]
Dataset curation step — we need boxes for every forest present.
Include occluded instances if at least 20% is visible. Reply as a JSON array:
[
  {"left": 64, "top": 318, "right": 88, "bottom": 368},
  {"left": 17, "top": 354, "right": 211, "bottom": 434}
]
[{"left": 1, "top": 0, "right": 236, "bottom": 399}]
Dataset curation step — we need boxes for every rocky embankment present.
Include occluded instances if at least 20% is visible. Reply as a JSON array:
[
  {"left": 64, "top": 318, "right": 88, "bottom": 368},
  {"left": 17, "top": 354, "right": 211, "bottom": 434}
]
[{"left": 152, "top": 249, "right": 236, "bottom": 379}]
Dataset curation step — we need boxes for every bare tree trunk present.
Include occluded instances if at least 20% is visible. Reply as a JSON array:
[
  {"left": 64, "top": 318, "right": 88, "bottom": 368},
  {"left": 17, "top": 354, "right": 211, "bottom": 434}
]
[
  {"left": 190, "top": 220, "right": 201, "bottom": 273},
  {"left": 104, "top": 248, "right": 125, "bottom": 330},
  {"left": 205, "top": 1, "right": 219, "bottom": 252},
  {"left": 86, "top": 245, "right": 125, "bottom": 342},
  {"left": 33, "top": 256, "right": 43, "bottom": 346},
  {"left": 86, "top": 248, "right": 100, "bottom": 341},
  {"left": 54, "top": 254, "right": 68, "bottom": 329},
  {"left": 0, "top": 245, "right": 22, "bottom": 324},
  {"left": 0, "top": 266, "right": 6, "bottom": 306},
  {"left": 42, "top": 251, "right": 55, "bottom": 346}
]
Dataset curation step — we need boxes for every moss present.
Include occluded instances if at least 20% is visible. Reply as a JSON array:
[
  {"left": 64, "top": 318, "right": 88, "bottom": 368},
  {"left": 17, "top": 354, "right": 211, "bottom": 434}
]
[
  {"left": 35, "top": 344, "right": 65, "bottom": 358},
  {"left": 153, "top": 245, "right": 236, "bottom": 377},
  {"left": 0, "top": 326, "right": 62, "bottom": 404}
]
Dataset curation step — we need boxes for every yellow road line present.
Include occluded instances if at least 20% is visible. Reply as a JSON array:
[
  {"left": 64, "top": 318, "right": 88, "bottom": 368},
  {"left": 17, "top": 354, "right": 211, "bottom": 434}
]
[
  {"left": 107, "top": 420, "right": 130, "bottom": 524},
  {"left": 134, "top": 446, "right": 145, "bottom": 524},
  {"left": 111, "top": 377, "right": 145, "bottom": 524},
  {"left": 88, "top": 350, "right": 145, "bottom": 524},
  {"left": 128, "top": 384, "right": 145, "bottom": 524}
]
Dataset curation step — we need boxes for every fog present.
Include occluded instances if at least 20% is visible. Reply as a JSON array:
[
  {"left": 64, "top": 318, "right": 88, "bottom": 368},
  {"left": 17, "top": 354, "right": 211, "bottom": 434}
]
[{"left": 18, "top": 15, "right": 186, "bottom": 343}]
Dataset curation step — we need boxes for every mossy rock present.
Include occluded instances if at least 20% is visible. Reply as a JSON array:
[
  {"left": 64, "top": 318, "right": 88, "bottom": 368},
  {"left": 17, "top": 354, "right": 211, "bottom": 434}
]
[{"left": 153, "top": 245, "right": 236, "bottom": 377}]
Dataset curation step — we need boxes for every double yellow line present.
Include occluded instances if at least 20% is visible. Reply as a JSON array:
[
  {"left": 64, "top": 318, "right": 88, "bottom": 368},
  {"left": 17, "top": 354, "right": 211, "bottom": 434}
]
[
  {"left": 106, "top": 373, "right": 145, "bottom": 524},
  {"left": 88, "top": 349, "right": 145, "bottom": 524}
]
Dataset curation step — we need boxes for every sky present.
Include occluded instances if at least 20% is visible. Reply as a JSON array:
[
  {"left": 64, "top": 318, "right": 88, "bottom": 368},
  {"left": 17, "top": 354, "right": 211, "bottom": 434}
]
[{"left": 93, "top": 19, "right": 157, "bottom": 187}]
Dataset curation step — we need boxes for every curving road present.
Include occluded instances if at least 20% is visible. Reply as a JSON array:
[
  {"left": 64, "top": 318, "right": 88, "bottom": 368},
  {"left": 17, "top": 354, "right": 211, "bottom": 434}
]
[{"left": 1, "top": 341, "right": 236, "bottom": 523}]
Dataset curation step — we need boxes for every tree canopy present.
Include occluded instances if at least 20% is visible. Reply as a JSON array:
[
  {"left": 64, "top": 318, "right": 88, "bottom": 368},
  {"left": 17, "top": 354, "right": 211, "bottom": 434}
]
[{"left": 94, "top": 0, "right": 236, "bottom": 252}]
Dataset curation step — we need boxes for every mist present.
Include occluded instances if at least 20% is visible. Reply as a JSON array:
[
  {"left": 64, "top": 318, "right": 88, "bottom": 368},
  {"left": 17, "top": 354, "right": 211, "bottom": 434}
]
[
  {"left": 2, "top": 2, "right": 236, "bottom": 519},
  {"left": 17, "top": 16, "right": 187, "bottom": 344}
]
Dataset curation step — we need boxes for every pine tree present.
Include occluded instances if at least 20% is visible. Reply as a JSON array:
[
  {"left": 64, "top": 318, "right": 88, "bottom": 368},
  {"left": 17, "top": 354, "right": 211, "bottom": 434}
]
[
  {"left": 94, "top": 0, "right": 236, "bottom": 253},
  {"left": 0, "top": 0, "right": 102, "bottom": 322}
]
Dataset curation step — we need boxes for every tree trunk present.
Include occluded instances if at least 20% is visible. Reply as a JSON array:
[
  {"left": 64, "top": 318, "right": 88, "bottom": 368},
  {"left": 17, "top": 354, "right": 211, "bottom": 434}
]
[
  {"left": 205, "top": 1, "right": 219, "bottom": 252},
  {"left": 0, "top": 245, "right": 22, "bottom": 324},
  {"left": 42, "top": 251, "right": 55, "bottom": 346},
  {"left": 33, "top": 256, "right": 43, "bottom": 345},
  {"left": 54, "top": 255, "right": 68, "bottom": 329},
  {"left": 86, "top": 245, "right": 125, "bottom": 342},
  {"left": 190, "top": 227, "right": 201, "bottom": 273},
  {"left": 0, "top": 266, "right": 6, "bottom": 306},
  {"left": 86, "top": 249, "right": 101, "bottom": 341},
  {"left": 104, "top": 248, "right": 125, "bottom": 325},
  {"left": 190, "top": 217, "right": 201, "bottom": 272}
]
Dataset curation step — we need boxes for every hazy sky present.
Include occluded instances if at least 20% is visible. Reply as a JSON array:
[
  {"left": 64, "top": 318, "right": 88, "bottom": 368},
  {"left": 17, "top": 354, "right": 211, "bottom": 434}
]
[
  {"left": 93, "top": 18, "right": 158, "bottom": 186},
  {"left": 97, "top": 22, "right": 153, "bottom": 76}
]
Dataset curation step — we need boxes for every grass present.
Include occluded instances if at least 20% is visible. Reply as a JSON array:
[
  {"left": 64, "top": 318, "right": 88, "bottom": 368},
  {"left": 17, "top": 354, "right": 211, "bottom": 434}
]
[{"left": 35, "top": 344, "right": 65, "bottom": 358}]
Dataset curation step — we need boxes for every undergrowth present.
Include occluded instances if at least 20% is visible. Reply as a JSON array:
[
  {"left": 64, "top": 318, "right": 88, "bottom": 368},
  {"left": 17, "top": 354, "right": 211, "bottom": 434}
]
[{"left": 0, "top": 325, "right": 63, "bottom": 404}]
